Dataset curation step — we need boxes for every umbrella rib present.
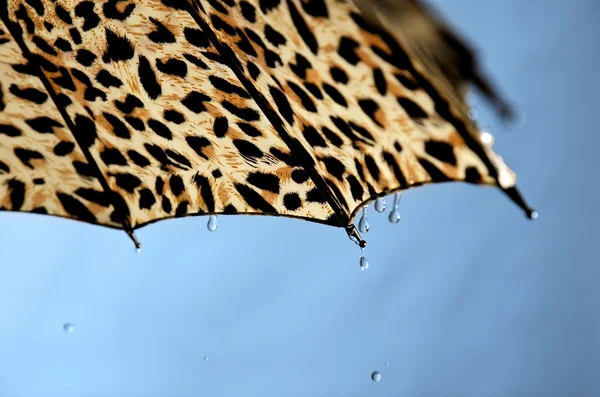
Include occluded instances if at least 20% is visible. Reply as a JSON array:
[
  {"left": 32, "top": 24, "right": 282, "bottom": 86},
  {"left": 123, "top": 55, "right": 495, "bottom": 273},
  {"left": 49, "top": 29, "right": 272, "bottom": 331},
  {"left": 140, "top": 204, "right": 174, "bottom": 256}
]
[
  {"left": 182, "top": 2, "right": 350, "bottom": 227},
  {"left": 0, "top": 6, "right": 140, "bottom": 246}
]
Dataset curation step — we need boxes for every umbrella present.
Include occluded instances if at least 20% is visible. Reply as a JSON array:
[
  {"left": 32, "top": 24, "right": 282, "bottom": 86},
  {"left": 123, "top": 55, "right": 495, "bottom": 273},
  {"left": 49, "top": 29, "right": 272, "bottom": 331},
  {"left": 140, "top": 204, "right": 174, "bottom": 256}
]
[{"left": 0, "top": 0, "right": 534, "bottom": 260}]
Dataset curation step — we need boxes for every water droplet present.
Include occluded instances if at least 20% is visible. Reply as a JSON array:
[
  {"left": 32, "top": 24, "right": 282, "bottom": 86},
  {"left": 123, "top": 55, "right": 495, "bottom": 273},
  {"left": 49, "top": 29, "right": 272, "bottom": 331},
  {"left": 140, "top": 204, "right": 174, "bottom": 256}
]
[
  {"left": 385, "top": 361, "right": 390, "bottom": 367},
  {"left": 358, "top": 206, "right": 370, "bottom": 233},
  {"left": 360, "top": 248, "right": 369, "bottom": 271},
  {"left": 388, "top": 192, "right": 403, "bottom": 224},
  {"left": 467, "top": 108, "right": 479, "bottom": 120},
  {"left": 529, "top": 210, "right": 539, "bottom": 220},
  {"left": 207, "top": 215, "right": 218, "bottom": 232},
  {"left": 503, "top": 105, "right": 527, "bottom": 129},
  {"left": 480, "top": 131, "right": 494, "bottom": 147},
  {"left": 374, "top": 197, "right": 386, "bottom": 213},
  {"left": 63, "top": 323, "right": 74, "bottom": 333},
  {"left": 135, "top": 246, "right": 142, "bottom": 254},
  {"left": 371, "top": 371, "right": 381, "bottom": 382},
  {"left": 204, "top": 356, "right": 209, "bottom": 362}
]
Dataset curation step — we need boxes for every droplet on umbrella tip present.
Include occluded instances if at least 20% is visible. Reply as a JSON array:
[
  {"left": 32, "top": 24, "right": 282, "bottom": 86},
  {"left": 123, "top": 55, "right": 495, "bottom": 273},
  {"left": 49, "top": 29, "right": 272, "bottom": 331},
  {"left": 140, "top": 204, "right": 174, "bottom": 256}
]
[
  {"left": 135, "top": 245, "right": 142, "bottom": 254},
  {"left": 207, "top": 215, "right": 218, "bottom": 231},
  {"left": 63, "top": 323, "right": 74, "bottom": 333},
  {"left": 371, "top": 371, "right": 381, "bottom": 382},
  {"left": 374, "top": 197, "right": 386, "bottom": 213},
  {"left": 480, "top": 131, "right": 494, "bottom": 146},
  {"left": 503, "top": 104, "right": 527, "bottom": 129},
  {"left": 467, "top": 107, "right": 479, "bottom": 120},
  {"left": 388, "top": 209, "right": 401, "bottom": 224},
  {"left": 358, "top": 206, "right": 370, "bottom": 233},
  {"left": 528, "top": 210, "right": 538, "bottom": 220}
]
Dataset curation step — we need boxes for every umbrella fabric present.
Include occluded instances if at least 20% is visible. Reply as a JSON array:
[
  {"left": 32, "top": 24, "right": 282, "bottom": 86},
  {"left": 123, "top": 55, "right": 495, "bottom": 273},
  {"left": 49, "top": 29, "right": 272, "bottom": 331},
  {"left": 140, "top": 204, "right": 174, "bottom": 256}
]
[{"left": 0, "top": 0, "right": 530, "bottom": 243}]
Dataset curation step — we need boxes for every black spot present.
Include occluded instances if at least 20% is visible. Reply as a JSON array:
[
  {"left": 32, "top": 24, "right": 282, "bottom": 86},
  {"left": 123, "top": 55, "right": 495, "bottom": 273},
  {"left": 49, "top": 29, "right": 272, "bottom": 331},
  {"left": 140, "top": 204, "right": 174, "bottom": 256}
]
[
  {"left": 181, "top": 91, "right": 210, "bottom": 113},
  {"left": 175, "top": 201, "right": 188, "bottom": 217},
  {"left": 286, "top": 0, "right": 318, "bottom": 54},
  {"left": 183, "top": 54, "right": 208, "bottom": 69},
  {"left": 52, "top": 67, "right": 76, "bottom": 91},
  {"left": 303, "top": 125, "right": 327, "bottom": 147},
  {"left": 0, "top": 124, "right": 22, "bottom": 137},
  {"left": 76, "top": 49, "right": 96, "bottom": 66},
  {"left": 103, "top": 112, "right": 131, "bottom": 139},
  {"left": 246, "top": 171, "right": 280, "bottom": 193},
  {"left": 138, "top": 56, "right": 161, "bottom": 99},
  {"left": 139, "top": 188, "right": 156, "bottom": 209},
  {"left": 301, "top": 0, "right": 328, "bottom": 16},
  {"left": 25, "top": 117, "right": 63, "bottom": 134},
  {"left": 394, "top": 141, "right": 403, "bottom": 152},
  {"left": 373, "top": 68, "right": 387, "bottom": 95},
  {"left": 14, "top": 148, "right": 44, "bottom": 168},
  {"left": 57, "top": 193, "right": 96, "bottom": 222},
  {"left": 169, "top": 175, "right": 185, "bottom": 196},
  {"left": 283, "top": 192, "right": 302, "bottom": 211},
  {"left": 323, "top": 83, "right": 347, "bottom": 107},
  {"left": 233, "top": 139, "right": 263, "bottom": 159},
  {"left": 383, "top": 151, "right": 407, "bottom": 186},
  {"left": 223, "top": 204, "right": 237, "bottom": 213},
  {"left": 269, "top": 86, "right": 294, "bottom": 124},
  {"left": 148, "top": 119, "right": 173, "bottom": 140},
  {"left": 160, "top": 0, "right": 187, "bottom": 10},
  {"left": 213, "top": 116, "right": 228, "bottom": 138},
  {"left": 306, "top": 187, "right": 326, "bottom": 203},
  {"left": 75, "top": 1, "right": 100, "bottom": 31},
  {"left": 55, "top": 4, "right": 72, "bottom": 23},
  {"left": 288, "top": 82, "right": 316, "bottom": 112},
  {"left": 269, "top": 147, "right": 299, "bottom": 167},
  {"left": 240, "top": 1, "right": 256, "bottom": 22},
  {"left": 465, "top": 167, "right": 482, "bottom": 183},
  {"left": 161, "top": 196, "right": 172, "bottom": 213},
  {"left": 53, "top": 141, "right": 75, "bottom": 156},
  {"left": 30, "top": 53, "right": 58, "bottom": 72},
  {"left": 96, "top": 70, "right": 123, "bottom": 88},
  {"left": 0, "top": 161, "right": 9, "bottom": 174},
  {"left": 330, "top": 66, "right": 348, "bottom": 84},
  {"left": 15, "top": 4, "right": 34, "bottom": 34},
  {"left": 100, "top": 148, "right": 127, "bottom": 166},
  {"left": 264, "top": 24, "right": 286, "bottom": 47},
  {"left": 206, "top": 0, "right": 228, "bottom": 14},
  {"left": 113, "top": 173, "right": 142, "bottom": 193},
  {"left": 186, "top": 136, "right": 211, "bottom": 160},
  {"left": 166, "top": 150, "right": 191, "bottom": 169},
  {"left": 338, "top": 37, "right": 360, "bottom": 65},
  {"left": 211, "top": 14, "right": 236, "bottom": 35},
  {"left": 103, "top": 28, "right": 134, "bottom": 62},
  {"left": 348, "top": 122, "right": 375, "bottom": 142},
  {"left": 303, "top": 83, "right": 323, "bottom": 100},
  {"left": 235, "top": 183, "right": 276, "bottom": 212},
  {"left": 103, "top": 0, "right": 135, "bottom": 20},
  {"left": 330, "top": 116, "right": 362, "bottom": 143},
  {"left": 346, "top": 174, "right": 364, "bottom": 200},
  {"left": 418, "top": 158, "right": 450, "bottom": 182},
  {"left": 10, "top": 63, "right": 36, "bottom": 77},
  {"left": 192, "top": 174, "right": 215, "bottom": 212},
  {"left": 75, "top": 188, "right": 111, "bottom": 207},
  {"left": 209, "top": 75, "right": 250, "bottom": 98},
  {"left": 184, "top": 27, "right": 210, "bottom": 47},
  {"left": 425, "top": 141, "right": 457, "bottom": 165},
  {"left": 114, "top": 94, "right": 144, "bottom": 114},
  {"left": 74, "top": 114, "right": 98, "bottom": 149},
  {"left": 9, "top": 84, "right": 47, "bottom": 104},
  {"left": 69, "top": 28, "right": 82, "bottom": 44},
  {"left": 32, "top": 178, "right": 44, "bottom": 185},
  {"left": 73, "top": 161, "right": 96, "bottom": 178},
  {"left": 164, "top": 109, "right": 185, "bottom": 124},
  {"left": 6, "top": 179, "right": 25, "bottom": 210},
  {"left": 291, "top": 169, "right": 309, "bottom": 184},
  {"left": 321, "top": 156, "right": 345, "bottom": 180},
  {"left": 32, "top": 35, "right": 57, "bottom": 55},
  {"left": 237, "top": 123, "right": 262, "bottom": 137},
  {"left": 156, "top": 58, "right": 188, "bottom": 78},
  {"left": 125, "top": 116, "right": 145, "bottom": 131},
  {"left": 221, "top": 101, "right": 260, "bottom": 121},
  {"left": 127, "top": 150, "right": 151, "bottom": 167},
  {"left": 43, "top": 21, "right": 53, "bottom": 31},
  {"left": 358, "top": 99, "right": 384, "bottom": 127},
  {"left": 290, "top": 53, "right": 311, "bottom": 79},
  {"left": 398, "top": 97, "right": 428, "bottom": 119},
  {"left": 246, "top": 61, "right": 260, "bottom": 81},
  {"left": 54, "top": 38, "right": 72, "bottom": 52},
  {"left": 364, "top": 155, "right": 380, "bottom": 182},
  {"left": 155, "top": 176, "right": 164, "bottom": 195},
  {"left": 259, "top": 0, "right": 280, "bottom": 13},
  {"left": 394, "top": 73, "right": 420, "bottom": 90}
]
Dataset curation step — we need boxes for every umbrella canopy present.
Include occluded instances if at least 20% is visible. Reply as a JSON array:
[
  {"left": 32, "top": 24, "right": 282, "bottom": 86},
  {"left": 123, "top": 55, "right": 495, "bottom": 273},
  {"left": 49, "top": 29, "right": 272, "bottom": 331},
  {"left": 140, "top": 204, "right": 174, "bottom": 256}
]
[{"left": 0, "top": 0, "right": 534, "bottom": 248}]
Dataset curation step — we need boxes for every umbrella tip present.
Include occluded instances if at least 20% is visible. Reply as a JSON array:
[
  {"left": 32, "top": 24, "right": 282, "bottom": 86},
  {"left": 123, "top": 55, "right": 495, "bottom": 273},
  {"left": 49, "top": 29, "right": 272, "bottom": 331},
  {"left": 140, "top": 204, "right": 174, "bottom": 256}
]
[
  {"left": 126, "top": 229, "right": 142, "bottom": 252},
  {"left": 527, "top": 210, "right": 539, "bottom": 221},
  {"left": 346, "top": 224, "right": 367, "bottom": 248}
]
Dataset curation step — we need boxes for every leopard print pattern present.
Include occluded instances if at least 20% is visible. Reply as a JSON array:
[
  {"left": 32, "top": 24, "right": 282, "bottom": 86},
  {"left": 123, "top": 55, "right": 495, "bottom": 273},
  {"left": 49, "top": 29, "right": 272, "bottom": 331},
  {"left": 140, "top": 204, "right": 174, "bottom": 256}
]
[{"left": 0, "top": 0, "right": 509, "bottom": 233}]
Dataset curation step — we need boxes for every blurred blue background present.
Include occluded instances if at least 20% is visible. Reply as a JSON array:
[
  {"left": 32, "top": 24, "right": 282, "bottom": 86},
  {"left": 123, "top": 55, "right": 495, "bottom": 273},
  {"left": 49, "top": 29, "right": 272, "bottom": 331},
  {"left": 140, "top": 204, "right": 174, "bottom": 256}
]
[{"left": 0, "top": 0, "right": 598, "bottom": 396}]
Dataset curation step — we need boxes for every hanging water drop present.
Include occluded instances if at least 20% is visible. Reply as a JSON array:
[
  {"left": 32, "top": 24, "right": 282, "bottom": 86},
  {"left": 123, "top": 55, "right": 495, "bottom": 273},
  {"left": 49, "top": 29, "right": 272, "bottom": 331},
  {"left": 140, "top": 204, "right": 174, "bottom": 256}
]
[
  {"left": 467, "top": 107, "right": 479, "bottom": 120},
  {"left": 371, "top": 371, "right": 381, "bottom": 382},
  {"left": 374, "top": 197, "right": 386, "bottom": 213},
  {"left": 358, "top": 206, "right": 370, "bottom": 233},
  {"left": 207, "top": 215, "right": 218, "bottom": 231},
  {"left": 204, "top": 356, "right": 209, "bottom": 362},
  {"left": 388, "top": 192, "right": 403, "bottom": 224},
  {"left": 360, "top": 247, "right": 369, "bottom": 271},
  {"left": 63, "top": 323, "right": 74, "bottom": 333},
  {"left": 135, "top": 245, "right": 142, "bottom": 254}
]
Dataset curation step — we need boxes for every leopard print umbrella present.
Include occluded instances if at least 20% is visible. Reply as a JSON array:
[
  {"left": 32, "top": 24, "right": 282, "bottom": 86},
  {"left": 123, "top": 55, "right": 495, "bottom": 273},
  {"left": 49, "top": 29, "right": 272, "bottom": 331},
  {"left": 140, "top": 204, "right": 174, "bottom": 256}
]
[{"left": 0, "top": 0, "right": 534, "bottom": 249}]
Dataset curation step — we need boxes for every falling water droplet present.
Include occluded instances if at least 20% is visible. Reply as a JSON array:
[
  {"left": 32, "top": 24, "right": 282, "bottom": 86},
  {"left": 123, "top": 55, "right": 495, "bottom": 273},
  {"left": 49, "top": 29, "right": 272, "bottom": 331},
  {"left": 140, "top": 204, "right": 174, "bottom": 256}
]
[
  {"left": 63, "top": 323, "right": 74, "bottom": 333},
  {"left": 385, "top": 361, "right": 390, "bottom": 367},
  {"left": 371, "top": 371, "right": 381, "bottom": 382},
  {"left": 204, "top": 356, "right": 209, "bottom": 362},
  {"left": 467, "top": 108, "right": 479, "bottom": 120},
  {"left": 374, "top": 197, "right": 387, "bottom": 213},
  {"left": 360, "top": 248, "right": 369, "bottom": 271},
  {"left": 207, "top": 215, "right": 218, "bottom": 232},
  {"left": 503, "top": 104, "right": 527, "bottom": 129},
  {"left": 358, "top": 206, "right": 370, "bottom": 233},
  {"left": 388, "top": 192, "right": 403, "bottom": 224}
]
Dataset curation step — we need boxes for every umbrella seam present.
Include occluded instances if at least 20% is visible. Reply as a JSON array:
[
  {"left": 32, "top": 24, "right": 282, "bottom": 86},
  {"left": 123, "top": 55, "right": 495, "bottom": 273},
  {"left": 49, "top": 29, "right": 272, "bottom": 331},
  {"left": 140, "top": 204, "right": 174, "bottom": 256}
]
[{"left": 0, "top": 4, "right": 135, "bottom": 236}]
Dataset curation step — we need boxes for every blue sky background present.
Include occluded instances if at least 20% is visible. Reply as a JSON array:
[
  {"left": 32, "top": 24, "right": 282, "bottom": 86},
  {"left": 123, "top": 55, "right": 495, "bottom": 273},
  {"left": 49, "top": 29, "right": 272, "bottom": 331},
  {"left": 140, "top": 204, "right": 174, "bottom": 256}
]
[{"left": 0, "top": 0, "right": 598, "bottom": 396}]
